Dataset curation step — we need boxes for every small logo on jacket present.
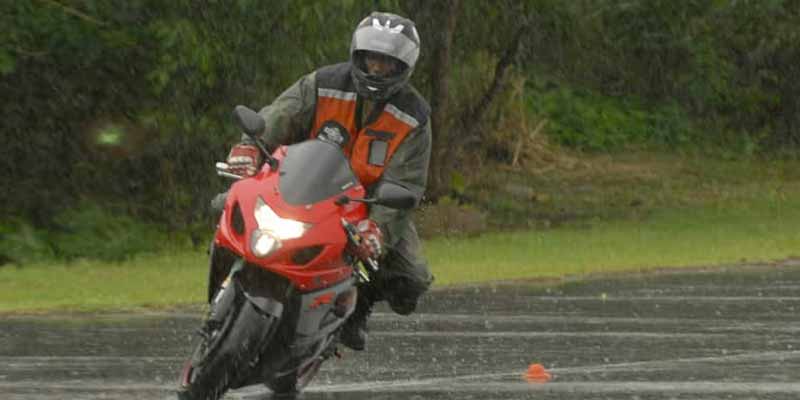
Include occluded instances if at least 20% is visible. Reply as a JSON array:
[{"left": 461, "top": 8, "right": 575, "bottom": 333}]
[
  {"left": 317, "top": 120, "right": 350, "bottom": 147},
  {"left": 324, "top": 126, "right": 344, "bottom": 144}
]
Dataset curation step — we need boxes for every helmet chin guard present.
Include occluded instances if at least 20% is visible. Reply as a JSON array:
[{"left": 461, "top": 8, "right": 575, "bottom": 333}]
[{"left": 350, "top": 12, "right": 420, "bottom": 101}]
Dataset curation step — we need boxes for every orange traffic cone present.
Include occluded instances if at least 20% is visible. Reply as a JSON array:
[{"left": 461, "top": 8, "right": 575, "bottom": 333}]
[{"left": 524, "top": 363, "right": 552, "bottom": 383}]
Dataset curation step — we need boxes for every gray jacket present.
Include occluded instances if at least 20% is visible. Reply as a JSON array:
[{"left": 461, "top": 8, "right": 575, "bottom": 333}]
[{"left": 251, "top": 70, "right": 432, "bottom": 247}]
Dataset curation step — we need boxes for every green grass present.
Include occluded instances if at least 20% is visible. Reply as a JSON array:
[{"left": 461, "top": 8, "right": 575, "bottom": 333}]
[
  {"left": 2, "top": 195, "right": 799, "bottom": 313},
  {"left": 0, "top": 251, "right": 207, "bottom": 313},
  {"left": 427, "top": 197, "right": 800, "bottom": 285}
]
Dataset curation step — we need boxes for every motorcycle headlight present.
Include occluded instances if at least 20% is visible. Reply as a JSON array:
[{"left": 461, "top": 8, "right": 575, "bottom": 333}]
[
  {"left": 251, "top": 197, "right": 310, "bottom": 258},
  {"left": 251, "top": 229, "right": 279, "bottom": 258},
  {"left": 254, "top": 196, "right": 311, "bottom": 240}
]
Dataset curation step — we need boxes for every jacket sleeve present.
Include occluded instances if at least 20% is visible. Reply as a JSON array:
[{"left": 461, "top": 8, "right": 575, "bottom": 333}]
[
  {"left": 242, "top": 72, "right": 317, "bottom": 149},
  {"left": 368, "top": 118, "right": 432, "bottom": 243}
]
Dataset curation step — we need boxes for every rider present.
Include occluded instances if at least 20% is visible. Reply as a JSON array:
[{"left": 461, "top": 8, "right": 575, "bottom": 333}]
[{"left": 225, "top": 12, "right": 433, "bottom": 351}]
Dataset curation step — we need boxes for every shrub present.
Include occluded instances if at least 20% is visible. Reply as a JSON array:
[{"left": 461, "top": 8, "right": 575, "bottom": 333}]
[
  {"left": 414, "top": 197, "right": 488, "bottom": 239},
  {"left": 0, "top": 219, "right": 55, "bottom": 265},
  {"left": 527, "top": 81, "right": 693, "bottom": 151},
  {"left": 0, "top": 203, "right": 167, "bottom": 265},
  {"left": 50, "top": 203, "right": 167, "bottom": 262}
]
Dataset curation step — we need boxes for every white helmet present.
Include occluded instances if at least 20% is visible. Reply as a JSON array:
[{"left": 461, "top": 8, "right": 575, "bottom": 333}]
[{"left": 350, "top": 12, "right": 420, "bottom": 101}]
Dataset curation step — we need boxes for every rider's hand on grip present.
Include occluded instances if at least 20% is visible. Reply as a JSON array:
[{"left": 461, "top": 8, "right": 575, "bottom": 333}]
[
  {"left": 352, "top": 219, "right": 383, "bottom": 262},
  {"left": 226, "top": 144, "right": 263, "bottom": 177}
]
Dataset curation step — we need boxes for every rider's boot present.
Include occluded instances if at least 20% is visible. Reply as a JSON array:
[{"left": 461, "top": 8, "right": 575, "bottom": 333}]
[{"left": 340, "top": 284, "right": 377, "bottom": 351}]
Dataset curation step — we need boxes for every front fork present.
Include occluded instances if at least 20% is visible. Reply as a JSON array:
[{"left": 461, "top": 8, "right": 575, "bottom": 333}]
[{"left": 199, "top": 259, "right": 245, "bottom": 339}]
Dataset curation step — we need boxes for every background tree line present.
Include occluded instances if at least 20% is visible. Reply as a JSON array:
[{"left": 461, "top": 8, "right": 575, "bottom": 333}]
[{"left": 2, "top": 0, "right": 799, "bottom": 264}]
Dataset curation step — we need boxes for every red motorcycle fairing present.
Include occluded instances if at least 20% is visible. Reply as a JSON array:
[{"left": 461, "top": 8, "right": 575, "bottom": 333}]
[
  {"left": 295, "top": 277, "right": 357, "bottom": 340},
  {"left": 214, "top": 146, "right": 369, "bottom": 293}
]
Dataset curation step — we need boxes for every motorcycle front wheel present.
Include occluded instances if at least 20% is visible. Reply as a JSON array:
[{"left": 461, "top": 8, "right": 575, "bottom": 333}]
[
  {"left": 266, "top": 356, "right": 325, "bottom": 397},
  {"left": 178, "top": 283, "right": 277, "bottom": 400}
]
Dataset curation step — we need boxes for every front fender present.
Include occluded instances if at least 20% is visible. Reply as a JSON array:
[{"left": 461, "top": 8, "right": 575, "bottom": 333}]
[{"left": 244, "top": 292, "right": 284, "bottom": 318}]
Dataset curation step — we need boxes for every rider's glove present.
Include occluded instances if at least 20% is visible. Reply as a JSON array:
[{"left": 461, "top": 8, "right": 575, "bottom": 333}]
[
  {"left": 352, "top": 219, "right": 383, "bottom": 261},
  {"left": 226, "top": 144, "right": 262, "bottom": 177}
]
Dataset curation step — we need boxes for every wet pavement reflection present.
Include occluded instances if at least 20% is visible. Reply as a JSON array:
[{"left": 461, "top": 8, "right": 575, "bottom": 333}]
[{"left": 2, "top": 262, "right": 800, "bottom": 399}]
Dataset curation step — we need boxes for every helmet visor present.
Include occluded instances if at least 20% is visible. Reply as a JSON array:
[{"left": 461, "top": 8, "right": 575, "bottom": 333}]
[{"left": 353, "top": 50, "right": 406, "bottom": 79}]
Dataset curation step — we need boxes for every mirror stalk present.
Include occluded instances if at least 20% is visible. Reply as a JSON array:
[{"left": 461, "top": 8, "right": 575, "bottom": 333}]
[{"left": 252, "top": 138, "right": 278, "bottom": 170}]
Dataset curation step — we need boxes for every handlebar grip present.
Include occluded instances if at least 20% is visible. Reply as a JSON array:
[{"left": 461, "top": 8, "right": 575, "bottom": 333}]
[{"left": 216, "top": 170, "right": 243, "bottom": 180}]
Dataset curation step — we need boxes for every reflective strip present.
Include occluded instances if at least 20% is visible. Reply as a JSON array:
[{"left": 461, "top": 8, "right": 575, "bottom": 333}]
[
  {"left": 318, "top": 88, "right": 357, "bottom": 101},
  {"left": 384, "top": 104, "right": 419, "bottom": 128}
]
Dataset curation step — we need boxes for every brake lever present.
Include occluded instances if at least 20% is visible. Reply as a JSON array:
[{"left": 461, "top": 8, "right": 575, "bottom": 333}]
[
  {"left": 215, "top": 162, "right": 243, "bottom": 180},
  {"left": 363, "top": 256, "right": 379, "bottom": 272},
  {"left": 341, "top": 219, "right": 380, "bottom": 281}
]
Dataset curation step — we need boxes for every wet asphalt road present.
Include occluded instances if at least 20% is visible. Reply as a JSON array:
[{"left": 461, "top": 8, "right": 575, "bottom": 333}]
[{"left": 2, "top": 262, "right": 800, "bottom": 399}]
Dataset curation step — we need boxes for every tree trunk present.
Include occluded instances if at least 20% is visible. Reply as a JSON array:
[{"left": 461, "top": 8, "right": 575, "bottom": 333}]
[
  {"left": 459, "top": 24, "right": 527, "bottom": 143},
  {"left": 405, "top": 0, "right": 460, "bottom": 200}
]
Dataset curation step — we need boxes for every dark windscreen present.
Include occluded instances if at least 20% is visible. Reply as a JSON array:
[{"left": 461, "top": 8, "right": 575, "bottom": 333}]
[{"left": 279, "top": 139, "right": 358, "bottom": 205}]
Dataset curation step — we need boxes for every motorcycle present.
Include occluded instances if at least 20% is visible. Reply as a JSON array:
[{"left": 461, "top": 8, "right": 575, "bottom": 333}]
[{"left": 177, "top": 106, "right": 415, "bottom": 399}]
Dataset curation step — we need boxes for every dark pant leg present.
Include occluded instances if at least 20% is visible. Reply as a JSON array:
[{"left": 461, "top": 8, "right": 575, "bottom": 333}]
[{"left": 372, "top": 220, "right": 433, "bottom": 315}]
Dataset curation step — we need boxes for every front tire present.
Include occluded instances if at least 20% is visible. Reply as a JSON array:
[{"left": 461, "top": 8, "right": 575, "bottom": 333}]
[
  {"left": 178, "top": 287, "right": 277, "bottom": 400},
  {"left": 266, "top": 357, "right": 324, "bottom": 397}
]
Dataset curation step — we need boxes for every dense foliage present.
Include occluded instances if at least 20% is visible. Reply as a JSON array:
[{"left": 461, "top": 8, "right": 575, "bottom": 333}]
[
  {"left": 2, "top": 0, "right": 799, "bottom": 263},
  {"left": 525, "top": 0, "right": 800, "bottom": 150}
]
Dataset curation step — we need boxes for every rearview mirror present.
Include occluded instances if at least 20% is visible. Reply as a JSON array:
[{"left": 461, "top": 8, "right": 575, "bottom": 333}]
[
  {"left": 232, "top": 105, "right": 266, "bottom": 139},
  {"left": 374, "top": 182, "right": 417, "bottom": 210}
]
